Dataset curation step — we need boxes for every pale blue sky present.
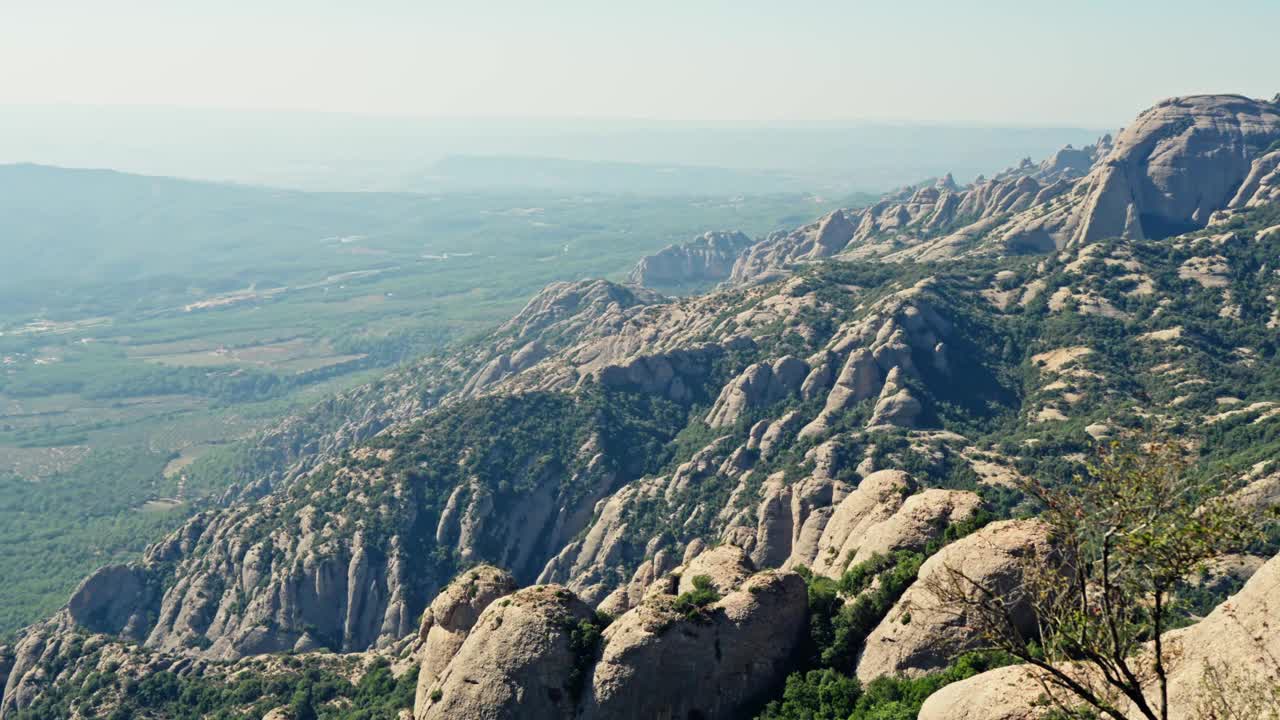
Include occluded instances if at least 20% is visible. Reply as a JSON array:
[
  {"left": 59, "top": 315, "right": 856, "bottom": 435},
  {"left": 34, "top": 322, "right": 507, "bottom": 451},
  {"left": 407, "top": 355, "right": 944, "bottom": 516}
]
[{"left": 2, "top": 0, "right": 1277, "bottom": 127}]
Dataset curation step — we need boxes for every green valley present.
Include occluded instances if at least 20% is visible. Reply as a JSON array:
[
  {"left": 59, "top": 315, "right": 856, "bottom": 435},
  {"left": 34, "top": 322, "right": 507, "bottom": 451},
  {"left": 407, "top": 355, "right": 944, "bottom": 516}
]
[{"left": 0, "top": 163, "right": 862, "bottom": 635}]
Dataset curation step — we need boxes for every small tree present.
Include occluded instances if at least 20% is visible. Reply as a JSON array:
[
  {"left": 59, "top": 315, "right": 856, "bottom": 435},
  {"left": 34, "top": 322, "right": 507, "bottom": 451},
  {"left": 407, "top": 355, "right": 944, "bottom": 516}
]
[{"left": 929, "top": 438, "right": 1264, "bottom": 720}]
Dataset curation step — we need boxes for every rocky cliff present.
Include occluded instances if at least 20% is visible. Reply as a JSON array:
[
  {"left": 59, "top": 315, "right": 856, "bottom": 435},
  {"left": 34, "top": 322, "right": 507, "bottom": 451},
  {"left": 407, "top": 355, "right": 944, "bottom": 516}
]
[
  {"left": 730, "top": 94, "right": 1280, "bottom": 284},
  {"left": 412, "top": 548, "right": 807, "bottom": 720},
  {"left": 628, "top": 230, "right": 755, "bottom": 290}
]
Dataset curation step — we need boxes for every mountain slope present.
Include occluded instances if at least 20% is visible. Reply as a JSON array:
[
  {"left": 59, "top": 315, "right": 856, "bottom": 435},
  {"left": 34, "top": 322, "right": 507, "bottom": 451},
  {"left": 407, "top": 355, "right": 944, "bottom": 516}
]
[{"left": 5, "top": 93, "right": 1280, "bottom": 720}]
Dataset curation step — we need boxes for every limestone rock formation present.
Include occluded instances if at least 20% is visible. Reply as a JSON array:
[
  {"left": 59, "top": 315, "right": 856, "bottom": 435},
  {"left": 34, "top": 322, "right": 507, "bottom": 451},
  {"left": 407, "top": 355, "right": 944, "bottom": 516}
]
[
  {"left": 799, "top": 348, "right": 882, "bottom": 438},
  {"left": 65, "top": 564, "right": 158, "bottom": 640},
  {"left": 802, "top": 471, "right": 981, "bottom": 578},
  {"left": 628, "top": 231, "right": 754, "bottom": 289},
  {"left": 856, "top": 519, "right": 1055, "bottom": 682},
  {"left": 418, "top": 585, "right": 595, "bottom": 720},
  {"left": 705, "top": 355, "right": 808, "bottom": 428},
  {"left": 867, "top": 366, "right": 922, "bottom": 429},
  {"left": 595, "top": 548, "right": 681, "bottom": 617},
  {"left": 13, "top": 90, "right": 1280, "bottom": 720},
  {"left": 415, "top": 567, "right": 808, "bottom": 720},
  {"left": 580, "top": 570, "right": 808, "bottom": 720},
  {"left": 999, "top": 94, "right": 1280, "bottom": 252},
  {"left": 412, "top": 566, "right": 517, "bottom": 719},
  {"left": 1229, "top": 149, "right": 1280, "bottom": 209},
  {"left": 730, "top": 210, "right": 856, "bottom": 284},
  {"left": 678, "top": 544, "right": 754, "bottom": 596},
  {"left": 1079, "top": 95, "right": 1280, "bottom": 242}
]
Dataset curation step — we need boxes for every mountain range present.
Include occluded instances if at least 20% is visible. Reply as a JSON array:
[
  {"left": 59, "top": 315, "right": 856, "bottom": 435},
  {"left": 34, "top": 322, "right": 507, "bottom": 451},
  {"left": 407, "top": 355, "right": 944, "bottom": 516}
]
[{"left": 3, "top": 92, "right": 1280, "bottom": 720}]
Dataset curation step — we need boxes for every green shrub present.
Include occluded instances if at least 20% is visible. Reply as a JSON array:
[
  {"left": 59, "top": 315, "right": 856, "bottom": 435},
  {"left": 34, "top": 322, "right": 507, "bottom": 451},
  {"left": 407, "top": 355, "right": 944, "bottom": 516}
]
[{"left": 672, "top": 575, "right": 721, "bottom": 621}]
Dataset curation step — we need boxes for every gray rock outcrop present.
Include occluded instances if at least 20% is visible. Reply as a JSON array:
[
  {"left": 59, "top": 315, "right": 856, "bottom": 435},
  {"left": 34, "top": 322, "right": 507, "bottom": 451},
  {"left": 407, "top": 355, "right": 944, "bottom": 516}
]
[
  {"left": 856, "top": 519, "right": 1055, "bottom": 682},
  {"left": 867, "top": 366, "right": 922, "bottom": 429},
  {"left": 419, "top": 585, "right": 595, "bottom": 720},
  {"left": 628, "top": 231, "right": 754, "bottom": 289},
  {"left": 413, "top": 565, "right": 518, "bottom": 719},
  {"left": 580, "top": 570, "right": 808, "bottom": 720},
  {"left": 802, "top": 471, "right": 981, "bottom": 578},
  {"left": 66, "top": 564, "right": 158, "bottom": 640},
  {"left": 705, "top": 356, "right": 809, "bottom": 428}
]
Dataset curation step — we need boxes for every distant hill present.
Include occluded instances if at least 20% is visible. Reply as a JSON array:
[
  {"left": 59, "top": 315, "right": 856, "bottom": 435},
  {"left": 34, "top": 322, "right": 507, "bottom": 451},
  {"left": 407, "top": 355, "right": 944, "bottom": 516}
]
[{"left": 0, "top": 105, "right": 1104, "bottom": 193}]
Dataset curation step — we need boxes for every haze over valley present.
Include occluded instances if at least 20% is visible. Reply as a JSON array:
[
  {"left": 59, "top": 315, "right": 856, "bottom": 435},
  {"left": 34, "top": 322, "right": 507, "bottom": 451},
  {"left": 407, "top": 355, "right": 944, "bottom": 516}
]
[{"left": 2, "top": 3, "right": 1280, "bottom": 720}]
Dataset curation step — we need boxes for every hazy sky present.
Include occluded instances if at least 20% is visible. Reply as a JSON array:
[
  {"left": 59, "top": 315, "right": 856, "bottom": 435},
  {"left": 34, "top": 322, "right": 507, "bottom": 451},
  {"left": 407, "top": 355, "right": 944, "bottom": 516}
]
[{"left": 3, "top": 0, "right": 1277, "bottom": 127}]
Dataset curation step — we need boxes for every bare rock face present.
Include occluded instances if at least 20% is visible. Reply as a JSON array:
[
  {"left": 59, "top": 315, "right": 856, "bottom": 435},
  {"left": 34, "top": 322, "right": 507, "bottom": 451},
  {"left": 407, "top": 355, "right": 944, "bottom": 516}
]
[
  {"left": 1080, "top": 95, "right": 1280, "bottom": 243},
  {"left": 852, "top": 489, "right": 982, "bottom": 563},
  {"left": 678, "top": 544, "right": 755, "bottom": 596},
  {"left": 748, "top": 475, "right": 795, "bottom": 568},
  {"left": 1000, "top": 95, "right": 1280, "bottom": 252},
  {"left": 968, "top": 95, "right": 1280, "bottom": 256},
  {"left": 414, "top": 569, "right": 808, "bottom": 720},
  {"left": 807, "top": 469, "right": 914, "bottom": 576},
  {"left": 1229, "top": 149, "right": 1280, "bottom": 209},
  {"left": 628, "top": 231, "right": 754, "bottom": 289},
  {"left": 799, "top": 348, "right": 883, "bottom": 438},
  {"left": 917, "top": 664, "right": 1046, "bottom": 720},
  {"left": 855, "top": 519, "right": 1055, "bottom": 683},
  {"left": 2, "top": 621, "right": 63, "bottom": 716},
  {"left": 918, "top": 551, "right": 1280, "bottom": 720},
  {"left": 412, "top": 565, "right": 518, "bottom": 719},
  {"left": 495, "top": 279, "right": 664, "bottom": 347},
  {"left": 705, "top": 356, "right": 809, "bottom": 428},
  {"left": 580, "top": 570, "right": 808, "bottom": 720},
  {"left": 803, "top": 471, "right": 980, "bottom": 577},
  {"left": 867, "top": 366, "right": 922, "bottom": 429},
  {"left": 730, "top": 210, "right": 856, "bottom": 284},
  {"left": 418, "top": 585, "right": 595, "bottom": 720},
  {"left": 595, "top": 549, "right": 681, "bottom": 617},
  {"left": 139, "top": 517, "right": 423, "bottom": 660},
  {"left": 66, "top": 564, "right": 158, "bottom": 640}
]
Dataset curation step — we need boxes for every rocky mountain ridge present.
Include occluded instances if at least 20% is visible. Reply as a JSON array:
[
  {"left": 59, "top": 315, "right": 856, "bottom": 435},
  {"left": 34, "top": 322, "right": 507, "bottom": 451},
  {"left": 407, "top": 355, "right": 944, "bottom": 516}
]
[
  {"left": 5, "top": 92, "right": 1280, "bottom": 720},
  {"left": 627, "top": 230, "right": 755, "bottom": 290}
]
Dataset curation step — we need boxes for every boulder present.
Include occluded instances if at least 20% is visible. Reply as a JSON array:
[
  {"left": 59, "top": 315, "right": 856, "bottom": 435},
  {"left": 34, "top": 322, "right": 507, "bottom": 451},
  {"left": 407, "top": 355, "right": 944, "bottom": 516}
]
[
  {"left": 679, "top": 544, "right": 754, "bottom": 596},
  {"left": 418, "top": 585, "right": 596, "bottom": 720},
  {"left": 66, "top": 563, "right": 158, "bottom": 640},
  {"left": 856, "top": 519, "right": 1055, "bottom": 682},
  {"left": 413, "top": 565, "right": 518, "bottom": 719},
  {"left": 580, "top": 570, "right": 808, "bottom": 720}
]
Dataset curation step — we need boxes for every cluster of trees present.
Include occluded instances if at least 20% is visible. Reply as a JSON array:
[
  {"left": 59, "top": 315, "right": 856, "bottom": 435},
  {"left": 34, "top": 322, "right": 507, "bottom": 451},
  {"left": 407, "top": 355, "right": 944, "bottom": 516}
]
[
  {"left": 759, "top": 653, "right": 1015, "bottom": 720},
  {"left": 0, "top": 351, "right": 294, "bottom": 404},
  {"left": 754, "top": 506, "right": 998, "bottom": 719},
  {"left": 0, "top": 447, "right": 185, "bottom": 636},
  {"left": 10, "top": 657, "right": 417, "bottom": 720}
]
